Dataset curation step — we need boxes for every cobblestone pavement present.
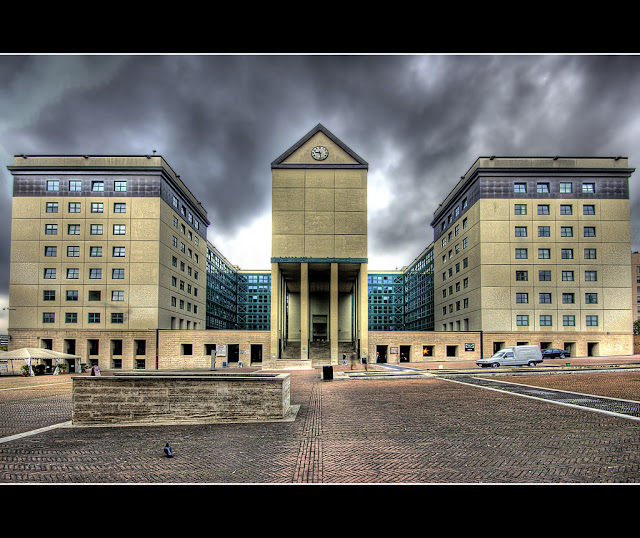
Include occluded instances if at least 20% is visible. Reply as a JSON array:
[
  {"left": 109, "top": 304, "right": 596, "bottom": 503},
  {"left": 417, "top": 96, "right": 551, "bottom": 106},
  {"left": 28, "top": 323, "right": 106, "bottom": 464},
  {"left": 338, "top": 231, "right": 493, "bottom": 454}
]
[{"left": 1, "top": 362, "right": 639, "bottom": 484}]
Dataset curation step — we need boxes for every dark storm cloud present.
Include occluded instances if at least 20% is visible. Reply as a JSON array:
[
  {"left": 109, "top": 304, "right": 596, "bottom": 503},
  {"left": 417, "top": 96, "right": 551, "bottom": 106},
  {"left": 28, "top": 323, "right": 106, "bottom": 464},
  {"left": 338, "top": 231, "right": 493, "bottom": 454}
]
[{"left": 1, "top": 54, "right": 640, "bottom": 307}]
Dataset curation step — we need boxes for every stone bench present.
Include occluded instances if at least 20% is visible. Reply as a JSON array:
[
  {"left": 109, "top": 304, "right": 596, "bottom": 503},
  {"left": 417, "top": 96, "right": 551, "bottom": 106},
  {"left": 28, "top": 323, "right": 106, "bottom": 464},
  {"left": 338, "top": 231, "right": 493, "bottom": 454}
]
[{"left": 72, "top": 371, "right": 291, "bottom": 426}]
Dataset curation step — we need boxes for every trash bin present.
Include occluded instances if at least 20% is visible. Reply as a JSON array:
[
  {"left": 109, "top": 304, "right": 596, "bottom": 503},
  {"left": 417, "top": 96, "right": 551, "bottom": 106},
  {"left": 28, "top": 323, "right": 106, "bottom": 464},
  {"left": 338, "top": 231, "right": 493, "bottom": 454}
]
[{"left": 322, "top": 365, "right": 333, "bottom": 380}]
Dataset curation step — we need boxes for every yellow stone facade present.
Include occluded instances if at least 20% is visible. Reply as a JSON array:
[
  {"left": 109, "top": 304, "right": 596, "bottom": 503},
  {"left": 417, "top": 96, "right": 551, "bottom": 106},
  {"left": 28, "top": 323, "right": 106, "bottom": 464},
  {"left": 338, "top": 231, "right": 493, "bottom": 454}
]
[{"left": 270, "top": 125, "right": 369, "bottom": 365}]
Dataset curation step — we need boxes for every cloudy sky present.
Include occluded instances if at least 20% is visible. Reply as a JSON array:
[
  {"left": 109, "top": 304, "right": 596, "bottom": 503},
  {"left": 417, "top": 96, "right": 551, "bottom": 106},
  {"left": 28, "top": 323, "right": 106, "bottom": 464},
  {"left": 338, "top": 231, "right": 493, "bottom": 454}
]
[{"left": 1, "top": 54, "right": 639, "bottom": 331}]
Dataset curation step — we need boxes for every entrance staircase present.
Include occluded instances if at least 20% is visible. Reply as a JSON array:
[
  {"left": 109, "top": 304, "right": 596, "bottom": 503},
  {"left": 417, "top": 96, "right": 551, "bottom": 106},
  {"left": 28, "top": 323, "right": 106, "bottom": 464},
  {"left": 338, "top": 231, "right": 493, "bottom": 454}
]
[{"left": 278, "top": 340, "right": 358, "bottom": 367}]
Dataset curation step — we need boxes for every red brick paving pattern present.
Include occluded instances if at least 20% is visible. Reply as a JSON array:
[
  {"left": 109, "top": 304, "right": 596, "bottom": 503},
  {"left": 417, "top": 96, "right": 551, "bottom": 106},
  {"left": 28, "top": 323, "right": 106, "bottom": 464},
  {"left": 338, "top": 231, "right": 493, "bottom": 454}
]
[{"left": 0, "top": 370, "right": 639, "bottom": 483}]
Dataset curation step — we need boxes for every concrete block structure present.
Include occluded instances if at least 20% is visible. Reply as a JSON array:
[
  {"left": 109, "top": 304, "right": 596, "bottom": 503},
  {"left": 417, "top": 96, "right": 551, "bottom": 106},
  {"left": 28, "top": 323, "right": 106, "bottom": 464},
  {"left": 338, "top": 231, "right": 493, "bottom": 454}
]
[{"left": 5, "top": 126, "right": 637, "bottom": 372}]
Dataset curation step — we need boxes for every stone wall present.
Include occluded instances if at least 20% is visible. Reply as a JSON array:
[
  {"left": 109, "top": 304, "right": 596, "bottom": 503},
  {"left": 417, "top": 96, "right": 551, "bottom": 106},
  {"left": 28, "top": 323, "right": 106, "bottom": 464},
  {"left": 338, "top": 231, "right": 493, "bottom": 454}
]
[{"left": 71, "top": 372, "right": 290, "bottom": 425}]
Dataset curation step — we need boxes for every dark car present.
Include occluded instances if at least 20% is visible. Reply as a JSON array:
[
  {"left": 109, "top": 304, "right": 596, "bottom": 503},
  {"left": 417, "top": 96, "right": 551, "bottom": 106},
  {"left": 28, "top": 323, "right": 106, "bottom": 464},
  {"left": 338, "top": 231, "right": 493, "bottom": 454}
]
[{"left": 542, "top": 348, "right": 570, "bottom": 359}]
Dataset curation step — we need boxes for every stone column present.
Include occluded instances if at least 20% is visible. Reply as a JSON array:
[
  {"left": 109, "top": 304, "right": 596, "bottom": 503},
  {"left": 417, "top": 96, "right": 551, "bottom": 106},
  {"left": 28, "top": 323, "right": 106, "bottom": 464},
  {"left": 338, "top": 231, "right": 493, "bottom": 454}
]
[
  {"left": 359, "top": 262, "right": 368, "bottom": 362},
  {"left": 300, "top": 262, "right": 309, "bottom": 360},
  {"left": 330, "top": 262, "right": 338, "bottom": 364},
  {"left": 270, "top": 262, "right": 280, "bottom": 360}
]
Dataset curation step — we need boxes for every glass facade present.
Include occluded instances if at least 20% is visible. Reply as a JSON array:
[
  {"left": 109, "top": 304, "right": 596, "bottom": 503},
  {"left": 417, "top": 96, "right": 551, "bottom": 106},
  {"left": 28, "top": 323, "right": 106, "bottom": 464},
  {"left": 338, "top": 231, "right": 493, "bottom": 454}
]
[
  {"left": 206, "top": 245, "right": 272, "bottom": 330},
  {"left": 367, "top": 246, "right": 434, "bottom": 332}
]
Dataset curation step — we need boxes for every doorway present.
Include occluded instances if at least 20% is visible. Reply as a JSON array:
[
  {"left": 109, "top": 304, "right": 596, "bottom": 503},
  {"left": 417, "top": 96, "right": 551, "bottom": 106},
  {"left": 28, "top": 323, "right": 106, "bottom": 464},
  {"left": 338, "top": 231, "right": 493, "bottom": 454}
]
[
  {"left": 376, "top": 345, "right": 387, "bottom": 363},
  {"left": 228, "top": 344, "right": 240, "bottom": 364},
  {"left": 251, "top": 344, "right": 262, "bottom": 363},
  {"left": 399, "top": 345, "right": 411, "bottom": 363}
]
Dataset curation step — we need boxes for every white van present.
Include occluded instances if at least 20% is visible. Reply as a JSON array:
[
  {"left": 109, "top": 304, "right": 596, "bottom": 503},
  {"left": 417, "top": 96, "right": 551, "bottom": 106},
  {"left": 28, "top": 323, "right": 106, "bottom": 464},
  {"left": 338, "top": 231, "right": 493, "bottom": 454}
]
[{"left": 476, "top": 345, "right": 543, "bottom": 368}]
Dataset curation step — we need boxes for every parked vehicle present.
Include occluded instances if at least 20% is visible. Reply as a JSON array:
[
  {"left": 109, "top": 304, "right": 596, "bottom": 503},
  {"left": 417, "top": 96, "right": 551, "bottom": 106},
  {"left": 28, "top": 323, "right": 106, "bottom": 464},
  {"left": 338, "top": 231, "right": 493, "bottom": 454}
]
[
  {"left": 477, "top": 345, "right": 543, "bottom": 368},
  {"left": 542, "top": 348, "right": 570, "bottom": 359}
]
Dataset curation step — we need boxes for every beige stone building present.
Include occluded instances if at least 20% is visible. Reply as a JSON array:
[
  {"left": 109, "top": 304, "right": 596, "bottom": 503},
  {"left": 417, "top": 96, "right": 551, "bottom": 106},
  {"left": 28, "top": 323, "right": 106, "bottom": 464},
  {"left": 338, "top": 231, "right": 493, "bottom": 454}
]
[
  {"left": 432, "top": 157, "right": 635, "bottom": 357},
  {"left": 270, "top": 124, "right": 369, "bottom": 366},
  {"left": 7, "top": 155, "right": 208, "bottom": 370},
  {"left": 5, "top": 129, "right": 637, "bottom": 373}
]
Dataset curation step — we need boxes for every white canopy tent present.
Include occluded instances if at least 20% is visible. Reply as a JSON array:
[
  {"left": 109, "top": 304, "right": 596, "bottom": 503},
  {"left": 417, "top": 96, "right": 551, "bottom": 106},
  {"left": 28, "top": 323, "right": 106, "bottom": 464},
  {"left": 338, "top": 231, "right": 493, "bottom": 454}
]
[{"left": 0, "top": 348, "right": 81, "bottom": 376}]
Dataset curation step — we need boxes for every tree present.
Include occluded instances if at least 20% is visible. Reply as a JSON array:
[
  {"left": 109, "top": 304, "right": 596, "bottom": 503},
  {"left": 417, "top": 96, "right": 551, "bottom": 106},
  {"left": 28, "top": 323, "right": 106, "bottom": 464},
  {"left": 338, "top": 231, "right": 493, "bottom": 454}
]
[{"left": 634, "top": 319, "right": 640, "bottom": 335}]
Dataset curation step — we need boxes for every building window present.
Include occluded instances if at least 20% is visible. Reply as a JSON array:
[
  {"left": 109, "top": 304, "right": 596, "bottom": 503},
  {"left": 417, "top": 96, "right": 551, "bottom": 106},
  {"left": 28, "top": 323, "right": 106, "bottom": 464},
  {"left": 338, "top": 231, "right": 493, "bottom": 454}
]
[
  {"left": 537, "top": 204, "right": 550, "bottom": 215},
  {"left": 171, "top": 296, "right": 177, "bottom": 307},
  {"left": 463, "top": 217, "right": 468, "bottom": 229},
  {"left": 514, "top": 204, "right": 527, "bottom": 215},
  {"left": 583, "top": 204, "right": 595, "bottom": 215},
  {"left": 44, "top": 268, "right": 56, "bottom": 279},
  {"left": 538, "top": 249, "right": 551, "bottom": 259},
  {"left": 561, "top": 226, "right": 573, "bottom": 237},
  {"left": 113, "top": 224, "right": 126, "bottom": 235},
  {"left": 515, "top": 226, "right": 527, "bottom": 237},
  {"left": 88, "top": 290, "right": 101, "bottom": 301},
  {"left": 560, "top": 204, "right": 573, "bottom": 215},
  {"left": 89, "top": 268, "right": 102, "bottom": 279},
  {"left": 539, "top": 293, "right": 552, "bottom": 304},
  {"left": 46, "top": 180, "right": 59, "bottom": 191},
  {"left": 46, "top": 202, "right": 58, "bottom": 213},
  {"left": 68, "top": 224, "right": 80, "bottom": 235},
  {"left": 539, "top": 270, "right": 551, "bottom": 281},
  {"left": 43, "top": 312, "right": 55, "bottom": 323},
  {"left": 582, "top": 183, "right": 595, "bottom": 193},
  {"left": 67, "top": 268, "right": 79, "bottom": 279},
  {"left": 585, "top": 270, "right": 597, "bottom": 281},
  {"left": 65, "top": 313, "right": 77, "bottom": 324},
  {"left": 43, "top": 290, "right": 56, "bottom": 301},
  {"left": 111, "top": 313, "right": 124, "bottom": 324},
  {"left": 514, "top": 183, "right": 527, "bottom": 193},
  {"left": 584, "top": 227, "right": 596, "bottom": 237},
  {"left": 516, "top": 293, "right": 528, "bottom": 303},
  {"left": 586, "top": 315, "right": 599, "bottom": 326},
  {"left": 562, "top": 271, "right": 574, "bottom": 281},
  {"left": 516, "top": 271, "right": 528, "bottom": 281},
  {"left": 515, "top": 248, "right": 528, "bottom": 259},
  {"left": 516, "top": 315, "right": 529, "bottom": 326},
  {"left": 45, "top": 224, "right": 57, "bottom": 235},
  {"left": 88, "top": 313, "right": 101, "bottom": 323},
  {"left": 173, "top": 196, "right": 178, "bottom": 208},
  {"left": 90, "top": 246, "right": 102, "bottom": 257},
  {"left": 114, "top": 203, "right": 126, "bottom": 213},
  {"left": 44, "top": 246, "right": 57, "bottom": 257},
  {"left": 563, "top": 315, "right": 575, "bottom": 326},
  {"left": 69, "top": 202, "right": 81, "bottom": 213},
  {"left": 540, "top": 315, "right": 552, "bottom": 326},
  {"left": 112, "top": 268, "right": 125, "bottom": 279},
  {"left": 585, "top": 293, "right": 598, "bottom": 304},
  {"left": 538, "top": 226, "right": 550, "bottom": 237},
  {"left": 67, "top": 246, "right": 80, "bottom": 257},
  {"left": 561, "top": 249, "right": 573, "bottom": 259},
  {"left": 111, "top": 290, "right": 124, "bottom": 301},
  {"left": 562, "top": 293, "right": 575, "bottom": 304},
  {"left": 90, "top": 224, "right": 103, "bottom": 235},
  {"left": 66, "top": 290, "right": 78, "bottom": 301},
  {"left": 91, "top": 202, "right": 104, "bottom": 213},
  {"left": 559, "top": 182, "right": 572, "bottom": 193},
  {"left": 91, "top": 181, "right": 104, "bottom": 192},
  {"left": 584, "top": 248, "right": 597, "bottom": 259},
  {"left": 69, "top": 180, "right": 82, "bottom": 191},
  {"left": 114, "top": 180, "right": 127, "bottom": 192},
  {"left": 536, "top": 182, "right": 550, "bottom": 193},
  {"left": 113, "top": 247, "right": 125, "bottom": 257}
]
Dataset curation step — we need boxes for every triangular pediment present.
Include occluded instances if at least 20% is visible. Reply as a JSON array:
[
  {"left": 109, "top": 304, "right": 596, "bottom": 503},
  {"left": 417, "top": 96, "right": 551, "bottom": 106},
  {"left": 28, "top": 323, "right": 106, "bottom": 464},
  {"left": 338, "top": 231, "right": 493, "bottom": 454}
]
[{"left": 271, "top": 124, "right": 368, "bottom": 168}]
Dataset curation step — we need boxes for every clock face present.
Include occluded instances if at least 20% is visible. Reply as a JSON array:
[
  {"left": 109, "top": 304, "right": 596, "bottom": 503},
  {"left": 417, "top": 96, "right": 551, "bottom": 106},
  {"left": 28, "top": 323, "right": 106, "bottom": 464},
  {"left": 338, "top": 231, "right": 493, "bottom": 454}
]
[{"left": 311, "top": 146, "right": 329, "bottom": 161}]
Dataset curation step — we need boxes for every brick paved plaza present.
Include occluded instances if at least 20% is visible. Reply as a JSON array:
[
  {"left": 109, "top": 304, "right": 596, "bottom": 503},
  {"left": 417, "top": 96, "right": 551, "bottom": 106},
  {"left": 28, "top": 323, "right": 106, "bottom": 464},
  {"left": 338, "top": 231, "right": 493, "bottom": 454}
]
[{"left": 1, "top": 362, "right": 639, "bottom": 484}]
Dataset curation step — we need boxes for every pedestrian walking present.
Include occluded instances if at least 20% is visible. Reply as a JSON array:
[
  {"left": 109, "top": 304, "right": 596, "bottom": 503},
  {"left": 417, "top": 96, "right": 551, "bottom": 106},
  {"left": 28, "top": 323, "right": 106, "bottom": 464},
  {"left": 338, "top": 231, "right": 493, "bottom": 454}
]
[{"left": 350, "top": 352, "right": 357, "bottom": 370}]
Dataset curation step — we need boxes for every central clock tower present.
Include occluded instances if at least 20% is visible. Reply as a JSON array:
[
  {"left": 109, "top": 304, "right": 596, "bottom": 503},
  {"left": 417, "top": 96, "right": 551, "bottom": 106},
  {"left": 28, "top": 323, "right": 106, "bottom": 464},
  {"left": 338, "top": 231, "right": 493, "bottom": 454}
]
[{"left": 270, "top": 124, "right": 369, "bottom": 365}]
